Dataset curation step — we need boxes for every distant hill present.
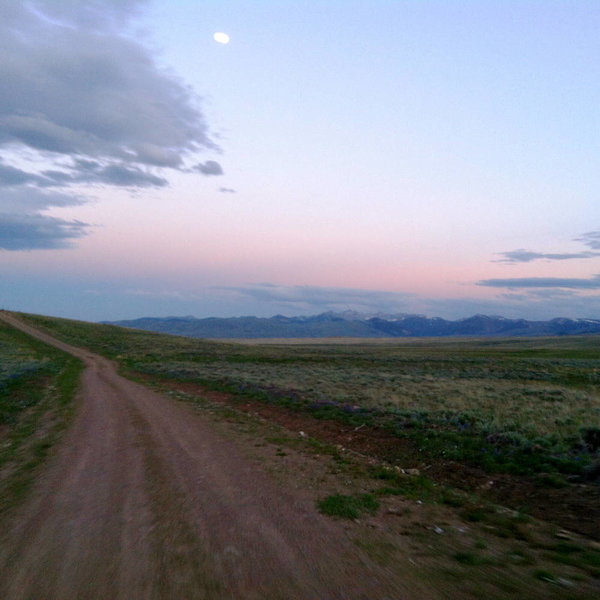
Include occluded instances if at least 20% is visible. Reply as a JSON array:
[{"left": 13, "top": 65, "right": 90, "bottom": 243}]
[{"left": 103, "top": 312, "right": 600, "bottom": 339}]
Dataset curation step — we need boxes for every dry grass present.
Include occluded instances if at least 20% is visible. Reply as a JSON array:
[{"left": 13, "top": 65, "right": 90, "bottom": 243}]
[{"left": 21, "top": 312, "right": 600, "bottom": 474}]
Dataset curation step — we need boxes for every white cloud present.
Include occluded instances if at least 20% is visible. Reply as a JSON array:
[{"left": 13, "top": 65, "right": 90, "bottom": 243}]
[{"left": 0, "top": 0, "right": 215, "bottom": 250}]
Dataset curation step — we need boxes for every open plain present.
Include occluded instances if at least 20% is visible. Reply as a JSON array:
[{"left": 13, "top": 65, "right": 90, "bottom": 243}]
[{"left": 1, "top": 311, "right": 599, "bottom": 599}]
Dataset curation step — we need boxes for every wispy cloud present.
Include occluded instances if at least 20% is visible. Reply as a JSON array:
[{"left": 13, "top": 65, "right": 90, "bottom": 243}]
[
  {"left": 44, "top": 161, "right": 169, "bottom": 187},
  {"left": 215, "top": 283, "right": 415, "bottom": 314},
  {"left": 496, "top": 248, "right": 600, "bottom": 263},
  {"left": 0, "top": 213, "right": 88, "bottom": 250},
  {"left": 0, "top": 187, "right": 89, "bottom": 249},
  {"left": 123, "top": 289, "right": 193, "bottom": 300},
  {"left": 0, "top": 0, "right": 216, "bottom": 250},
  {"left": 0, "top": 163, "right": 48, "bottom": 187},
  {"left": 194, "top": 161, "right": 224, "bottom": 176},
  {"left": 0, "top": 187, "right": 86, "bottom": 214},
  {"left": 477, "top": 275, "right": 600, "bottom": 290},
  {"left": 424, "top": 291, "right": 600, "bottom": 321},
  {"left": 576, "top": 231, "right": 600, "bottom": 250},
  {"left": 496, "top": 231, "right": 600, "bottom": 263}
]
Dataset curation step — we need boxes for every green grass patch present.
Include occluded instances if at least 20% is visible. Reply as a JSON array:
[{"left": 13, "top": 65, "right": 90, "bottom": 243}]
[
  {"left": 506, "top": 549, "right": 536, "bottom": 566},
  {"left": 0, "top": 317, "right": 83, "bottom": 514},
  {"left": 440, "top": 490, "right": 466, "bottom": 507},
  {"left": 535, "top": 473, "right": 568, "bottom": 488},
  {"left": 370, "top": 467, "right": 436, "bottom": 499},
  {"left": 318, "top": 493, "right": 379, "bottom": 519},
  {"left": 553, "top": 542, "right": 584, "bottom": 554},
  {"left": 453, "top": 551, "right": 494, "bottom": 566},
  {"left": 460, "top": 505, "right": 489, "bottom": 523},
  {"left": 488, "top": 512, "right": 532, "bottom": 541},
  {"left": 374, "top": 485, "right": 405, "bottom": 496}
]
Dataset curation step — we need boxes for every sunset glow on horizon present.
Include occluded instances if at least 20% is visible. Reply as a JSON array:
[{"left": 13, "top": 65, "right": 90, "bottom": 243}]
[{"left": 1, "top": 1, "right": 599, "bottom": 322}]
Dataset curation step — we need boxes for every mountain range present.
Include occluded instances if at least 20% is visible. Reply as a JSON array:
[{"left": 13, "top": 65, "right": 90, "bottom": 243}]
[{"left": 104, "top": 312, "right": 600, "bottom": 339}]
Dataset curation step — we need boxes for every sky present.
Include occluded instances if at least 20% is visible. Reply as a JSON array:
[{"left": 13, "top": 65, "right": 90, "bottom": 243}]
[{"left": 1, "top": 0, "right": 599, "bottom": 322}]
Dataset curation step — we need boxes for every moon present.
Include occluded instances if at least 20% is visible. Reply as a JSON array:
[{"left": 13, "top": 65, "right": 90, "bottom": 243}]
[{"left": 213, "top": 32, "right": 230, "bottom": 44}]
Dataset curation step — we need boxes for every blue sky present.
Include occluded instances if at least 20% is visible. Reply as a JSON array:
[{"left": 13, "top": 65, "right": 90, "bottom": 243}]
[{"left": 1, "top": 1, "right": 599, "bottom": 321}]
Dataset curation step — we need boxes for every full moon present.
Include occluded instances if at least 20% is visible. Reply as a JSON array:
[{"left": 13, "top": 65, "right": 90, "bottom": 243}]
[{"left": 213, "top": 32, "right": 230, "bottom": 44}]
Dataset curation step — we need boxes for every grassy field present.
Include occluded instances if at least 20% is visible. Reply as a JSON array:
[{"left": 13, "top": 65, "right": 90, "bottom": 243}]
[
  {"left": 21, "top": 313, "right": 600, "bottom": 479},
  {"left": 0, "top": 317, "right": 82, "bottom": 514},
  {"left": 11, "top": 312, "right": 600, "bottom": 597}
]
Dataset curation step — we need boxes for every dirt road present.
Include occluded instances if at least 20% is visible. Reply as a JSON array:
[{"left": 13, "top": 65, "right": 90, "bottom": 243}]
[{"left": 0, "top": 313, "right": 418, "bottom": 599}]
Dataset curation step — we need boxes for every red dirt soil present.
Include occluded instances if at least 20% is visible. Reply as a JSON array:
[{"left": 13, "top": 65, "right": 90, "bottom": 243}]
[{"left": 161, "top": 380, "right": 600, "bottom": 541}]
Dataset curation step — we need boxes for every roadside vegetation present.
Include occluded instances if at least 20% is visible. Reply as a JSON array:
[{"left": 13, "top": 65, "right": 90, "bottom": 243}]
[
  {"left": 16, "top": 312, "right": 600, "bottom": 597},
  {"left": 156, "top": 377, "right": 600, "bottom": 599},
  {"left": 23, "top": 312, "right": 600, "bottom": 480},
  {"left": 0, "top": 317, "right": 82, "bottom": 514}
]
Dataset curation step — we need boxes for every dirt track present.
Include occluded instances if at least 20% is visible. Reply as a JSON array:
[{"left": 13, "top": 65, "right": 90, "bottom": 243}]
[{"left": 0, "top": 313, "right": 418, "bottom": 599}]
